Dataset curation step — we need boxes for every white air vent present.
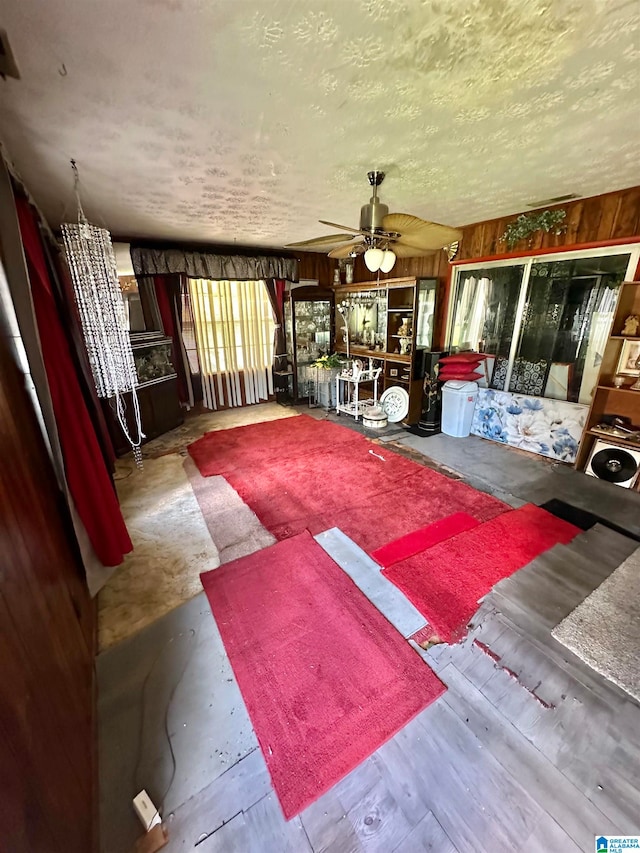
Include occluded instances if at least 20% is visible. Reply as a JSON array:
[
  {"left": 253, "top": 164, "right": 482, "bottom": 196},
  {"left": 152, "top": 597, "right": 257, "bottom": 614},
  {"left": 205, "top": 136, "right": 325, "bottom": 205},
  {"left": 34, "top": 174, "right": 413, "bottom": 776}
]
[
  {"left": 0, "top": 30, "right": 20, "bottom": 81},
  {"left": 527, "top": 193, "right": 580, "bottom": 208}
]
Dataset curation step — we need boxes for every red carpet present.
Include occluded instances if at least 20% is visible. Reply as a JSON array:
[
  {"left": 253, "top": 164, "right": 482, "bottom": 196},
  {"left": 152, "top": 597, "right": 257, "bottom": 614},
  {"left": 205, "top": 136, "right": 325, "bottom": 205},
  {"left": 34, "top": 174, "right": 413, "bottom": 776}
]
[
  {"left": 371, "top": 512, "right": 480, "bottom": 567},
  {"left": 189, "top": 415, "right": 509, "bottom": 554},
  {"left": 382, "top": 504, "right": 580, "bottom": 642},
  {"left": 189, "top": 413, "right": 361, "bottom": 477},
  {"left": 200, "top": 531, "right": 446, "bottom": 819}
]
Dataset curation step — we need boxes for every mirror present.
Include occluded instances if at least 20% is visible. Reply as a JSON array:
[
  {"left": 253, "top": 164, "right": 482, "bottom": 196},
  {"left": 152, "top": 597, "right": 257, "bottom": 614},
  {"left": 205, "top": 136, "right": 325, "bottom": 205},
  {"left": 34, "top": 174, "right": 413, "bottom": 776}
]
[
  {"left": 118, "top": 275, "right": 163, "bottom": 336},
  {"left": 118, "top": 275, "right": 145, "bottom": 332}
]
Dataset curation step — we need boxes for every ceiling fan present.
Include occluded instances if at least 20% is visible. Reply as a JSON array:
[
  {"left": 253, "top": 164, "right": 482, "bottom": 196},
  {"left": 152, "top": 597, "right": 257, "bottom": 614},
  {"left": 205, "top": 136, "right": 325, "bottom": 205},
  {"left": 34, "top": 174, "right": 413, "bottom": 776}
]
[{"left": 286, "top": 170, "right": 462, "bottom": 274}]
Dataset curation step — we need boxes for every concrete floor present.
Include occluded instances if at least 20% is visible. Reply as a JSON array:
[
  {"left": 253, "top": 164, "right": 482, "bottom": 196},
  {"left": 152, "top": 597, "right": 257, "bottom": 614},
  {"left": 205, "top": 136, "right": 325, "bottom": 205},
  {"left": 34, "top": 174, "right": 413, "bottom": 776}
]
[
  {"left": 97, "top": 405, "right": 640, "bottom": 852},
  {"left": 392, "top": 429, "right": 640, "bottom": 538}
]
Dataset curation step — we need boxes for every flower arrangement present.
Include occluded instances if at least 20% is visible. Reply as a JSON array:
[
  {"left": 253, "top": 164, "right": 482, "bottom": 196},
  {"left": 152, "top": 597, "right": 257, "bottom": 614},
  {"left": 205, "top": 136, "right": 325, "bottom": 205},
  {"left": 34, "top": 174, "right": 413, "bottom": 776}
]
[
  {"left": 311, "top": 353, "right": 343, "bottom": 370},
  {"left": 501, "top": 209, "right": 567, "bottom": 250}
]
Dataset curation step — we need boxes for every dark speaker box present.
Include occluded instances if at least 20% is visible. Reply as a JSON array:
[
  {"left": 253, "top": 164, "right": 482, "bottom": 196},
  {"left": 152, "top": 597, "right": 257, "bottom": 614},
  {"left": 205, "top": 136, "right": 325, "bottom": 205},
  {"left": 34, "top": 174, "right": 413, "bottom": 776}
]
[{"left": 418, "top": 350, "right": 448, "bottom": 434}]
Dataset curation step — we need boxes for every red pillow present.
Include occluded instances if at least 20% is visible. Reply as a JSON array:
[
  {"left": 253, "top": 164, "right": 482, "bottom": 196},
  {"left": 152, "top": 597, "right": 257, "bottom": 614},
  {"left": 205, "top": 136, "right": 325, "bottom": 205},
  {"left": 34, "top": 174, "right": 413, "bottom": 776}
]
[
  {"left": 438, "top": 363, "right": 482, "bottom": 373},
  {"left": 437, "top": 371, "right": 484, "bottom": 382},
  {"left": 439, "top": 352, "right": 486, "bottom": 364},
  {"left": 438, "top": 365, "right": 482, "bottom": 375}
]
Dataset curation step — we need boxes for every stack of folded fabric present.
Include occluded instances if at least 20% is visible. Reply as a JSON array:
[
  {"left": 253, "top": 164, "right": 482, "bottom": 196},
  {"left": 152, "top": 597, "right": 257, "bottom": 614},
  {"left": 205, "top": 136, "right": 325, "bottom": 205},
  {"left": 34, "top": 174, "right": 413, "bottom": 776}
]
[{"left": 437, "top": 352, "right": 487, "bottom": 382}]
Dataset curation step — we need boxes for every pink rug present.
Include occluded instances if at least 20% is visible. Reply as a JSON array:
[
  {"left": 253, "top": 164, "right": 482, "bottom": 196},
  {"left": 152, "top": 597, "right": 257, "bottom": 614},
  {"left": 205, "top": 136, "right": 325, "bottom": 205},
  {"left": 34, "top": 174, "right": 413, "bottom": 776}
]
[
  {"left": 189, "top": 414, "right": 360, "bottom": 477},
  {"left": 382, "top": 504, "right": 580, "bottom": 642},
  {"left": 370, "top": 512, "right": 480, "bottom": 567},
  {"left": 201, "top": 531, "right": 445, "bottom": 818},
  {"left": 189, "top": 417, "right": 508, "bottom": 554}
]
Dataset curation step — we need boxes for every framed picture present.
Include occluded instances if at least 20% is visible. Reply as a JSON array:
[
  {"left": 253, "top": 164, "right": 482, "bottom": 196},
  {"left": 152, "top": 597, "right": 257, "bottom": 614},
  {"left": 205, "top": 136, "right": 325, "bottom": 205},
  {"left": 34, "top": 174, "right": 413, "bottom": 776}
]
[
  {"left": 617, "top": 339, "right": 640, "bottom": 376},
  {"left": 389, "top": 368, "right": 398, "bottom": 377}
]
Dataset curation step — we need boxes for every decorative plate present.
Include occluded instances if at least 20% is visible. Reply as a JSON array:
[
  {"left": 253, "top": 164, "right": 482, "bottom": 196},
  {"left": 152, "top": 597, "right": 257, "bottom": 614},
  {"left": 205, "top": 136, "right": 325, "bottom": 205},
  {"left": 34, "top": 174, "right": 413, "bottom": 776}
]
[{"left": 380, "top": 386, "right": 409, "bottom": 423}]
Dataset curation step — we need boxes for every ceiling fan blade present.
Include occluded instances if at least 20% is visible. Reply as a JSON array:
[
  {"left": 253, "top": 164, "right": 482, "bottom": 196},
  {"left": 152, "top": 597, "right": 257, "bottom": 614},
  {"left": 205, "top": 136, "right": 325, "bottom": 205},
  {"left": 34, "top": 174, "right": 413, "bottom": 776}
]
[
  {"left": 383, "top": 213, "right": 462, "bottom": 251},
  {"left": 285, "top": 233, "right": 355, "bottom": 249},
  {"left": 390, "top": 242, "right": 437, "bottom": 259},
  {"left": 328, "top": 241, "right": 365, "bottom": 259},
  {"left": 319, "top": 220, "right": 370, "bottom": 237}
]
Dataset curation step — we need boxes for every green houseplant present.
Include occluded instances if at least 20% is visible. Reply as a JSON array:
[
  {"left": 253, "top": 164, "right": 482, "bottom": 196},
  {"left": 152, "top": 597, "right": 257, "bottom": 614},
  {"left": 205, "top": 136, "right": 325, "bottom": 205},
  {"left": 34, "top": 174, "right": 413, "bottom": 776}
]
[
  {"left": 501, "top": 209, "right": 567, "bottom": 250},
  {"left": 311, "top": 353, "right": 343, "bottom": 370}
]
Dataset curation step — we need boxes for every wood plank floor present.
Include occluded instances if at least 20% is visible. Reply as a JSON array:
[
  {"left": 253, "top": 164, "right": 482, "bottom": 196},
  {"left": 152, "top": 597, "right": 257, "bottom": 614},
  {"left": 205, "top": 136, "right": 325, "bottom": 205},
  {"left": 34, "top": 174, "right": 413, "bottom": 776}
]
[
  {"left": 99, "top": 523, "right": 640, "bottom": 852},
  {"left": 98, "top": 414, "right": 640, "bottom": 853}
]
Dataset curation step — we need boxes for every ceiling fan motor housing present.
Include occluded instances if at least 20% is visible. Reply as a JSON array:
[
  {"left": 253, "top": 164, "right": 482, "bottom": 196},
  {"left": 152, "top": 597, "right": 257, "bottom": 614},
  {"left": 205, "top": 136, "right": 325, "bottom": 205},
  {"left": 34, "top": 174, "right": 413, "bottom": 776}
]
[
  {"left": 360, "top": 198, "right": 389, "bottom": 232},
  {"left": 360, "top": 169, "right": 389, "bottom": 233}
]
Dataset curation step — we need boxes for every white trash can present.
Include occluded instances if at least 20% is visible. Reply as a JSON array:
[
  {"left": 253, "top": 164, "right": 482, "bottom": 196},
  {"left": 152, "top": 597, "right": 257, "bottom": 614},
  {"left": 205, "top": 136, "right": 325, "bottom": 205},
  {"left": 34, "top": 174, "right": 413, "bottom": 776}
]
[{"left": 441, "top": 381, "right": 478, "bottom": 437}]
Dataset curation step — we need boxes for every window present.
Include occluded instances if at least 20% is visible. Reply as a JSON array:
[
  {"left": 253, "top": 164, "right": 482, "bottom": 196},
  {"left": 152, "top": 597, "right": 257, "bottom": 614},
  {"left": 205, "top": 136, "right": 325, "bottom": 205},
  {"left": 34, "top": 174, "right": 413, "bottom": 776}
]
[
  {"left": 449, "top": 265, "right": 524, "bottom": 370},
  {"left": 186, "top": 278, "right": 275, "bottom": 409},
  {"left": 447, "top": 246, "right": 640, "bottom": 403}
]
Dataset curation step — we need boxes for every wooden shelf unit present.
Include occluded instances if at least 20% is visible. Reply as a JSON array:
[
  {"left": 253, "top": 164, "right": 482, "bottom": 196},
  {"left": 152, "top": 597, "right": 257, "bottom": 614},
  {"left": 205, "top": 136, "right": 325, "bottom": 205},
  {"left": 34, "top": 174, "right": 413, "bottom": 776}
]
[
  {"left": 334, "top": 277, "right": 436, "bottom": 424},
  {"left": 585, "top": 428, "right": 640, "bottom": 448},
  {"left": 574, "top": 280, "right": 640, "bottom": 487}
]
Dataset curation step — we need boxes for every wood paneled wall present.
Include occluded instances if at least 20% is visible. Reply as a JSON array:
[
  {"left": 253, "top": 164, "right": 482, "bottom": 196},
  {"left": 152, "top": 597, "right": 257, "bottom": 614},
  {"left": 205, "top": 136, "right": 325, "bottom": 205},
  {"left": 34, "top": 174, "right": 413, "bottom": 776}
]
[
  {"left": 0, "top": 331, "right": 97, "bottom": 851},
  {"left": 297, "top": 184, "right": 640, "bottom": 347},
  {"left": 455, "top": 185, "right": 640, "bottom": 261},
  {"left": 297, "top": 251, "right": 337, "bottom": 287},
  {"left": 302, "top": 185, "right": 640, "bottom": 285}
]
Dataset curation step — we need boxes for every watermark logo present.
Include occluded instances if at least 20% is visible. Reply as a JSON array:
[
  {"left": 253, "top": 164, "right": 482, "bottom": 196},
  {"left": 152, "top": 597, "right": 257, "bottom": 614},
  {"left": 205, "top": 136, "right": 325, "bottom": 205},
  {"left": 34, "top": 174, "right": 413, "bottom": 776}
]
[{"left": 596, "top": 837, "right": 640, "bottom": 852}]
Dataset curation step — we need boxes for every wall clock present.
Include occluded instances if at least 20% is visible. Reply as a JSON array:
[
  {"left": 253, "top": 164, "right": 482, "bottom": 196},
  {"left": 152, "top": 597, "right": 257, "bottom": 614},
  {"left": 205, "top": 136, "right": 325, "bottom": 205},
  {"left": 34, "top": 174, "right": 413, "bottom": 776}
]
[{"left": 380, "top": 386, "right": 409, "bottom": 423}]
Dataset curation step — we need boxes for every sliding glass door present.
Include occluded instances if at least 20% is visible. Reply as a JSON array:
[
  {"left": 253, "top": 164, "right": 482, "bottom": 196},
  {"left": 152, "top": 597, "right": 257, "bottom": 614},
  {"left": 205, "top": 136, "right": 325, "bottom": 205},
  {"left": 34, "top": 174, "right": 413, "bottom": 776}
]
[
  {"left": 447, "top": 246, "right": 639, "bottom": 403},
  {"left": 514, "top": 256, "right": 625, "bottom": 402}
]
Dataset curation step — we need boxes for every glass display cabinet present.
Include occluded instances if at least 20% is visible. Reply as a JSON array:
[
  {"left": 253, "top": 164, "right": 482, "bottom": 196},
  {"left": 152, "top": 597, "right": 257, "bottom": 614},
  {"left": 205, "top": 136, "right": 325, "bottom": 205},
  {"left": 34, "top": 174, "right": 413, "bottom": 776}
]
[
  {"left": 334, "top": 288, "right": 388, "bottom": 355},
  {"left": 285, "top": 285, "right": 334, "bottom": 401},
  {"left": 415, "top": 278, "right": 438, "bottom": 350},
  {"left": 333, "top": 277, "right": 441, "bottom": 425}
]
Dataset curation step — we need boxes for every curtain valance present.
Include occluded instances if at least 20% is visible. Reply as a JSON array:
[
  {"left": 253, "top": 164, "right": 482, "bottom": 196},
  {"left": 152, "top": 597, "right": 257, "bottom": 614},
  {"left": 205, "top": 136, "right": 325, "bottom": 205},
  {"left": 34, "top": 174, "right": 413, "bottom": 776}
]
[{"left": 131, "top": 245, "right": 298, "bottom": 283}]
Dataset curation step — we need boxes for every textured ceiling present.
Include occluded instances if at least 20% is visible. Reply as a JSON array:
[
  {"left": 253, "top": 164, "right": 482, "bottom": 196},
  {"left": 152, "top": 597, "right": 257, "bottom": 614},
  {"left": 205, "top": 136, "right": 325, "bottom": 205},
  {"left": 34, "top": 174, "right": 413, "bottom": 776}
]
[{"left": 0, "top": 0, "right": 639, "bottom": 249}]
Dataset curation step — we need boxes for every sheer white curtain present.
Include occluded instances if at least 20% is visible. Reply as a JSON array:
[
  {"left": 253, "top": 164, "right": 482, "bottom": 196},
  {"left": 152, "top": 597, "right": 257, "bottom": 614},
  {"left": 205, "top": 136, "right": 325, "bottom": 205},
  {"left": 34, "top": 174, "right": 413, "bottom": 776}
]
[
  {"left": 188, "top": 278, "right": 274, "bottom": 409},
  {"left": 451, "top": 275, "right": 489, "bottom": 350}
]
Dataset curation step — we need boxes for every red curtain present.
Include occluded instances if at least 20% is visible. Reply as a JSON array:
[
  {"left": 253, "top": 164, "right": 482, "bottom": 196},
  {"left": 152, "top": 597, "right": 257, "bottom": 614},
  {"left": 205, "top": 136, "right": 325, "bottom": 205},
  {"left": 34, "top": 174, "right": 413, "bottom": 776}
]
[
  {"left": 16, "top": 197, "right": 132, "bottom": 567},
  {"left": 153, "top": 274, "right": 189, "bottom": 404},
  {"left": 265, "top": 278, "right": 287, "bottom": 373}
]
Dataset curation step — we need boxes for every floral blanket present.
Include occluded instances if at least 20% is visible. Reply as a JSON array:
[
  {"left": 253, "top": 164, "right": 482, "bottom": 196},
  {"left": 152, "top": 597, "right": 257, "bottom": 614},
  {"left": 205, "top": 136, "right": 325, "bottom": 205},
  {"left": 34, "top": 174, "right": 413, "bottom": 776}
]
[{"left": 471, "top": 389, "right": 587, "bottom": 464}]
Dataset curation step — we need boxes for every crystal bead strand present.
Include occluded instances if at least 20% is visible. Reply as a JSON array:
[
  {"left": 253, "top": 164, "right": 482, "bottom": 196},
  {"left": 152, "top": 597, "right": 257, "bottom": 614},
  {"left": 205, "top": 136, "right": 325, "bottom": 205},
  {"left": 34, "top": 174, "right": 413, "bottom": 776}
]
[{"left": 61, "top": 162, "right": 144, "bottom": 467}]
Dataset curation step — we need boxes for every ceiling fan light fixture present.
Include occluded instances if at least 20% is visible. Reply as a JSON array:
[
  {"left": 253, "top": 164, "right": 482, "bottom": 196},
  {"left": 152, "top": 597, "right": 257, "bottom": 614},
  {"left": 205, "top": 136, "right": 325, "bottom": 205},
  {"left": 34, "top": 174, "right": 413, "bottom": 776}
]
[
  {"left": 379, "top": 249, "right": 396, "bottom": 273},
  {"left": 364, "top": 247, "right": 384, "bottom": 272},
  {"left": 292, "top": 172, "right": 460, "bottom": 271}
]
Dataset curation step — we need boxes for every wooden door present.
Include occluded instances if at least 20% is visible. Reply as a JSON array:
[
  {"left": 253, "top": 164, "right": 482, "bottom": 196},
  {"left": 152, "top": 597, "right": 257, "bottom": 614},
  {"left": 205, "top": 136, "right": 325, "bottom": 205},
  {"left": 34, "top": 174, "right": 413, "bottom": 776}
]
[{"left": 0, "top": 331, "right": 97, "bottom": 851}]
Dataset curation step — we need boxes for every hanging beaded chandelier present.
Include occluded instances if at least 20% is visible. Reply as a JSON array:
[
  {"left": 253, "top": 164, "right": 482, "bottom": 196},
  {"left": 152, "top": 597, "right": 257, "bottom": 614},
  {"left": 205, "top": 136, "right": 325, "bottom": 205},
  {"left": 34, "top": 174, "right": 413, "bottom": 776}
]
[{"left": 61, "top": 161, "right": 144, "bottom": 465}]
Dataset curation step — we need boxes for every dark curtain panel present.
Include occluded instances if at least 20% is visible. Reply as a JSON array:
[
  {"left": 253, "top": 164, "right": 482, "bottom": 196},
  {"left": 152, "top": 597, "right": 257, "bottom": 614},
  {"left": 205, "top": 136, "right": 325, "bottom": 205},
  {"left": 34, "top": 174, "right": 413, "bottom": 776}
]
[
  {"left": 507, "top": 275, "right": 568, "bottom": 395},
  {"left": 152, "top": 273, "right": 191, "bottom": 405},
  {"left": 16, "top": 196, "right": 133, "bottom": 567},
  {"left": 265, "top": 278, "right": 287, "bottom": 375},
  {"left": 131, "top": 244, "right": 298, "bottom": 283},
  {"left": 178, "top": 280, "right": 203, "bottom": 403}
]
